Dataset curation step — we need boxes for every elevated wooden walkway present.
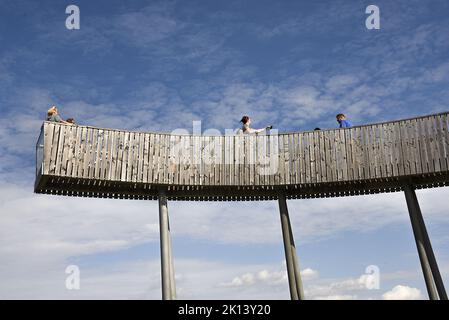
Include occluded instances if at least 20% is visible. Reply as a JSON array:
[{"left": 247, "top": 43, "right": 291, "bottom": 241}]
[
  {"left": 35, "top": 112, "right": 449, "bottom": 200},
  {"left": 33, "top": 111, "right": 449, "bottom": 300}
]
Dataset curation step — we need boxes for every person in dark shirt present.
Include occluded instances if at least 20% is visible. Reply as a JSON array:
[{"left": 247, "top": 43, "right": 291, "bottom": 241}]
[{"left": 336, "top": 113, "right": 352, "bottom": 128}]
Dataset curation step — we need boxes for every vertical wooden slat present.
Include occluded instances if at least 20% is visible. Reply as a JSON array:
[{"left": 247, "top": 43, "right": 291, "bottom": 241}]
[
  {"left": 418, "top": 118, "right": 430, "bottom": 174},
  {"left": 43, "top": 123, "right": 55, "bottom": 175},
  {"left": 137, "top": 132, "right": 145, "bottom": 183},
  {"left": 323, "top": 131, "right": 331, "bottom": 183},
  {"left": 108, "top": 131, "right": 118, "bottom": 181},
  {"left": 53, "top": 125, "right": 66, "bottom": 175},
  {"left": 147, "top": 133, "right": 155, "bottom": 183},
  {"left": 120, "top": 131, "right": 130, "bottom": 182},
  {"left": 440, "top": 114, "right": 449, "bottom": 171},
  {"left": 339, "top": 129, "right": 348, "bottom": 181},
  {"left": 409, "top": 119, "right": 421, "bottom": 175},
  {"left": 435, "top": 115, "right": 447, "bottom": 172},
  {"left": 142, "top": 133, "right": 150, "bottom": 184},
  {"left": 64, "top": 125, "right": 76, "bottom": 176},
  {"left": 93, "top": 129, "right": 104, "bottom": 180},
  {"left": 428, "top": 116, "right": 441, "bottom": 173},
  {"left": 70, "top": 125, "right": 81, "bottom": 178},
  {"left": 344, "top": 128, "right": 353, "bottom": 181},
  {"left": 78, "top": 127, "right": 88, "bottom": 178},
  {"left": 88, "top": 128, "right": 98, "bottom": 179}
]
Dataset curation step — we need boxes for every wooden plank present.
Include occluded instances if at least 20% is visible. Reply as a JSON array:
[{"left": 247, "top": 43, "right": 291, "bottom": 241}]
[
  {"left": 371, "top": 125, "right": 379, "bottom": 178},
  {"left": 282, "top": 134, "right": 290, "bottom": 184},
  {"left": 120, "top": 131, "right": 130, "bottom": 182},
  {"left": 324, "top": 131, "right": 332, "bottom": 183},
  {"left": 401, "top": 121, "right": 412, "bottom": 176},
  {"left": 77, "top": 126, "right": 88, "bottom": 178},
  {"left": 277, "top": 134, "right": 285, "bottom": 185},
  {"left": 441, "top": 114, "right": 449, "bottom": 171},
  {"left": 234, "top": 135, "right": 240, "bottom": 185},
  {"left": 299, "top": 133, "right": 306, "bottom": 184},
  {"left": 82, "top": 127, "right": 91, "bottom": 179},
  {"left": 213, "top": 136, "right": 218, "bottom": 186},
  {"left": 224, "top": 135, "right": 229, "bottom": 185},
  {"left": 101, "top": 130, "right": 110, "bottom": 180},
  {"left": 383, "top": 124, "right": 393, "bottom": 178},
  {"left": 99, "top": 130, "right": 108, "bottom": 180},
  {"left": 422, "top": 117, "right": 433, "bottom": 174},
  {"left": 316, "top": 130, "right": 324, "bottom": 183},
  {"left": 162, "top": 134, "right": 170, "bottom": 184},
  {"left": 303, "top": 133, "right": 311, "bottom": 183},
  {"left": 416, "top": 118, "right": 428, "bottom": 174},
  {"left": 188, "top": 134, "right": 193, "bottom": 185},
  {"left": 89, "top": 129, "right": 99, "bottom": 179},
  {"left": 142, "top": 133, "right": 150, "bottom": 183},
  {"left": 256, "top": 134, "right": 267, "bottom": 186},
  {"left": 344, "top": 128, "right": 353, "bottom": 181},
  {"left": 409, "top": 119, "right": 421, "bottom": 175},
  {"left": 147, "top": 133, "right": 155, "bottom": 183},
  {"left": 435, "top": 115, "right": 447, "bottom": 172},
  {"left": 70, "top": 125, "right": 81, "bottom": 178},
  {"left": 360, "top": 127, "right": 369, "bottom": 179},
  {"left": 192, "top": 135, "right": 199, "bottom": 185},
  {"left": 54, "top": 125, "right": 66, "bottom": 175},
  {"left": 203, "top": 135, "right": 210, "bottom": 185},
  {"left": 153, "top": 134, "right": 160, "bottom": 183},
  {"left": 137, "top": 132, "right": 145, "bottom": 183},
  {"left": 428, "top": 116, "right": 441, "bottom": 173},
  {"left": 288, "top": 134, "right": 295, "bottom": 184},
  {"left": 114, "top": 131, "right": 124, "bottom": 181},
  {"left": 128, "top": 131, "right": 137, "bottom": 183},
  {"left": 49, "top": 124, "right": 61, "bottom": 175},
  {"left": 60, "top": 125, "right": 74, "bottom": 176},
  {"left": 377, "top": 124, "right": 386, "bottom": 178},
  {"left": 108, "top": 130, "right": 118, "bottom": 181},
  {"left": 171, "top": 135, "right": 179, "bottom": 185},
  {"left": 43, "top": 123, "right": 55, "bottom": 175},
  {"left": 309, "top": 132, "right": 317, "bottom": 183},
  {"left": 93, "top": 129, "right": 104, "bottom": 180},
  {"left": 334, "top": 130, "right": 342, "bottom": 181},
  {"left": 339, "top": 128, "right": 348, "bottom": 181},
  {"left": 288, "top": 134, "right": 296, "bottom": 184}
]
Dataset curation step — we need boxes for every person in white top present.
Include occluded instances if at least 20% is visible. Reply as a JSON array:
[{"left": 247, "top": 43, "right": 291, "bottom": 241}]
[{"left": 240, "top": 115, "right": 272, "bottom": 134}]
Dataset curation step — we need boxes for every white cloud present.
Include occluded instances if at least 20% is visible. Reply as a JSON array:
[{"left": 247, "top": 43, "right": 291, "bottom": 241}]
[
  {"left": 326, "top": 75, "right": 359, "bottom": 92},
  {"left": 382, "top": 285, "right": 423, "bottom": 300},
  {"left": 313, "top": 294, "right": 356, "bottom": 300},
  {"left": 219, "top": 264, "right": 320, "bottom": 289},
  {"left": 301, "top": 268, "right": 319, "bottom": 280}
]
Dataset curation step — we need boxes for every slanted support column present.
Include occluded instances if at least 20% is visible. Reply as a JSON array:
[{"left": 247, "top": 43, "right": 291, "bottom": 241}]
[
  {"left": 403, "top": 185, "right": 447, "bottom": 300},
  {"left": 278, "top": 193, "right": 305, "bottom": 300},
  {"left": 158, "top": 189, "right": 176, "bottom": 300}
]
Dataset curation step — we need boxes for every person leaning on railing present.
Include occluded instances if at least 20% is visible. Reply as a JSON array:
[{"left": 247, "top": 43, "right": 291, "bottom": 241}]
[
  {"left": 336, "top": 113, "right": 352, "bottom": 128},
  {"left": 240, "top": 115, "right": 272, "bottom": 134},
  {"left": 46, "top": 106, "right": 74, "bottom": 125}
]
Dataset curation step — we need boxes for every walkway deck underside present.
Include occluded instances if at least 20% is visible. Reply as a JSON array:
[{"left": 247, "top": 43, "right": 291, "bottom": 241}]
[{"left": 34, "top": 112, "right": 449, "bottom": 200}]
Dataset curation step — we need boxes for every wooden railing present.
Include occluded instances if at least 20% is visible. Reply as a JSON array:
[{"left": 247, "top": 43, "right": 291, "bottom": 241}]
[{"left": 35, "top": 112, "right": 449, "bottom": 199}]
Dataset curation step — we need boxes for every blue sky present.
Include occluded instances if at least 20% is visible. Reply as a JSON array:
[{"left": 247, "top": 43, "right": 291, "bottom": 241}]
[{"left": 1, "top": 0, "right": 449, "bottom": 299}]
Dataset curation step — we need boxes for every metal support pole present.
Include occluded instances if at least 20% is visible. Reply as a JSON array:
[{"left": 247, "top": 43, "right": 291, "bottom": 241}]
[
  {"left": 278, "top": 193, "right": 305, "bottom": 300},
  {"left": 168, "top": 219, "right": 177, "bottom": 299},
  {"left": 404, "top": 185, "right": 447, "bottom": 300},
  {"left": 159, "top": 190, "right": 176, "bottom": 300}
]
